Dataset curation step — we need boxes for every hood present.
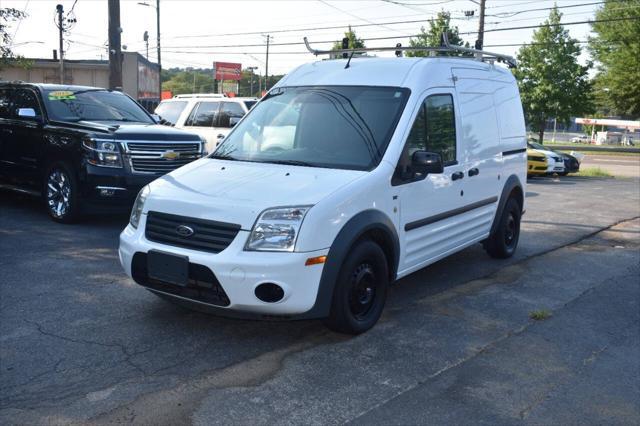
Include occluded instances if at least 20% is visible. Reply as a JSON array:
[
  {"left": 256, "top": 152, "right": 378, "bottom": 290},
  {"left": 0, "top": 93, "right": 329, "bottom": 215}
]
[
  {"left": 57, "top": 120, "right": 201, "bottom": 141},
  {"left": 144, "top": 158, "right": 366, "bottom": 229}
]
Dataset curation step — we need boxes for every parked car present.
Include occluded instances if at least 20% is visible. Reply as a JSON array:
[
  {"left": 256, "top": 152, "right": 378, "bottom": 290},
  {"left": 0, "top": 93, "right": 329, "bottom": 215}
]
[
  {"left": 0, "top": 82, "right": 206, "bottom": 222},
  {"left": 571, "top": 135, "right": 590, "bottom": 143},
  {"left": 154, "top": 95, "right": 259, "bottom": 152},
  {"left": 557, "top": 151, "right": 580, "bottom": 175},
  {"left": 527, "top": 149, "right": 548, "bottom": 177},
  {"left": 527, "top": 142, "right": 565, "bottom": 174},
  {"left": 120, "top": 54, "right": 527, "bottom": 334}
]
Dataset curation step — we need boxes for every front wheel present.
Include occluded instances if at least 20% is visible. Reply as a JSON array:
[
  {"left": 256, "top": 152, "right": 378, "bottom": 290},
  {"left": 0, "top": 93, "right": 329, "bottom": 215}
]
[
  {"left": 44, "top": 162, "right": 80, "bottom": 223},
  {"left": 484, "top": 197, "right": 521, "bottom": 259},
  {"left": 324, "top": 240, "right": 389, "bottom": 335}
]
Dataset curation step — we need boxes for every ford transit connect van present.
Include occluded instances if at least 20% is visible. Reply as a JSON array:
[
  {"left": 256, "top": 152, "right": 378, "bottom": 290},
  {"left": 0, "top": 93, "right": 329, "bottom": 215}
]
[{"left": 119, "top": 42, "right": 527, "bottom": 334}]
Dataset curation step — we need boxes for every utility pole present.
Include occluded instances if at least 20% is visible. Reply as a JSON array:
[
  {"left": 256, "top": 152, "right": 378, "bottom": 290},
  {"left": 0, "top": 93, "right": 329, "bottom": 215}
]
[
  {"left": 108, "top": 0, "right": 123, "bottom": 90},
  {"left": 264, "top": 34, "right": 271, "bottom": 92},
  {"left": 156, "top": 0, "right": 161, "bottom": 98},
  {"left": 143, "top": 30, "right": 149, "bottom": 59},
  {"left": 247, "top": 66, "right": 257, "bottom": 97},
  {"left": 56, "top": 4, "right": 64, "bottom": 84},
  {"left": 476, "top": 0, "right": 486, "bottom": 50}
]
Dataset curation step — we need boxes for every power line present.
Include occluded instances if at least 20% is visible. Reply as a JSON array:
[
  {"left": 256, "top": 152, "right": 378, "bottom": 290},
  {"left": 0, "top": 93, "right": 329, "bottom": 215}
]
[
  {"left": 486, "top": 0, "right": 618, "bottom": 17},
  {"left": 156, "top": 16, "right": 639, "bottom": 50}
]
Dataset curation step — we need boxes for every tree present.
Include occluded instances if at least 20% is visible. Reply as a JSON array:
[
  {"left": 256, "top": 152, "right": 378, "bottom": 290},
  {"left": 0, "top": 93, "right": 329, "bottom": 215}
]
[
  {"left": 1, "top": 8, "right": 26, "bottom": 70},
  {"left": 332, "top": 26, "right": 365, "bottom": 51},
  {"left": 513, "top": 6, "right": 593, "bottom": 143},
  {"left": 406, "top": 11, "right": 469, "bottom": 57},
  {"left": 589, "top": 0, "right": 640, "bottom": 118}
]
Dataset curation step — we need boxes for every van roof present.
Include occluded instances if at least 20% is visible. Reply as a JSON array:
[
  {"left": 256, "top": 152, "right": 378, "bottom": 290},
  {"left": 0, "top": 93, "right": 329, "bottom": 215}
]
[{"left": 277, "top": 56, "right": 514, "bottom": 89}]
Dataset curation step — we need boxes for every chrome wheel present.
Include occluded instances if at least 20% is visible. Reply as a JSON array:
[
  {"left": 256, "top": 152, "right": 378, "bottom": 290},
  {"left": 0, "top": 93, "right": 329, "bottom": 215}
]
[{"left": 47, "top": 169, "right": 72, "bottom": 218}]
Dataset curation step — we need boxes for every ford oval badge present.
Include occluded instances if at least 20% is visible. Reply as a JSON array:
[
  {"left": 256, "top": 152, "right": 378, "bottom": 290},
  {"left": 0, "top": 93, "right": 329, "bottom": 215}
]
[{"left": 175, "top": 225, "right": 195, "bottom": 237}]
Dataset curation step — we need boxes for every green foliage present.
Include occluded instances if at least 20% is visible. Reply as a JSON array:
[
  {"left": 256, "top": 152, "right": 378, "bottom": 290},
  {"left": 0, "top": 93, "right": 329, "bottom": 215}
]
[
  {"left": 589, "top": 0, "right": 640, "bottom": 118},
  {"left": 1, "top": 8, "right": 27, "bottom": 70},
  {"left": 529, "top": 310, "right": 552, "bottom": 321},
  {"left": 406, "top": 11, "right": 469, "bottom": 57},
  {"left": 332, "top": 26, "right": 365, "bottom": 51},
  {"left": 513, "top": 7, "right": 593, "bottom": 142},
  {"left": 161, "top": 67, "right": 282, "bottom": 97}
]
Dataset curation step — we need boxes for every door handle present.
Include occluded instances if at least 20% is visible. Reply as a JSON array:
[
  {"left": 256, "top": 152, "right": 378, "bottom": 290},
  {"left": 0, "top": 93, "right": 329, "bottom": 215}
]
[
  {"left": 468, "top": 168, "right": 479, "bottom": 177},
  {"left": 217, "top": 134, "right": 225, "bottom": 139},
  {"left": 451, "top": 171, "right": 464, "bottom": 181}
]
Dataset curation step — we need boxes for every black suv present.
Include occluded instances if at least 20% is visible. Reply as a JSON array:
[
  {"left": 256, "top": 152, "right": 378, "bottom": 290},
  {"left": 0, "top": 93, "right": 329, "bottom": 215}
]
[{"left": 0, "top": 82, "right": 205, "bottom": 222}]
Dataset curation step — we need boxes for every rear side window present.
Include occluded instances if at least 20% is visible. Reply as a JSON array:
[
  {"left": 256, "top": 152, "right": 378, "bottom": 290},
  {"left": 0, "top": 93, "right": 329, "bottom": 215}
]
[
  {"left": 154, "top": 101, "right": 187, "bottom": 125},
  {"left": 185, "top": 101, "right": 220, "bottom": 127},
  {"left": 0, "top": 89, "right": 10, "bottom": 119},
  {"left": 404, "top": 94, "right": 456, "bottom": 165},
  {"left": 218, "top": 102, "right": 245, "bottom": 128}
]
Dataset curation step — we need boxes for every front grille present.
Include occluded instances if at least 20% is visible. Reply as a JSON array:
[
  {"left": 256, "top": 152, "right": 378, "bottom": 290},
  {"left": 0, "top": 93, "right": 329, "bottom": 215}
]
[
  {"left": 528, "top": 156, "right": 544, "bottom": 162},
  {"left": 131, "top": 252, "right": 230, "bottom": 306},
  {"left": 125, "top": 141, "right": 202, "bottom": 174},
  {"left": 145, "top": 211, "right": 241, "bottom": 254},
  {"left": 535, "top": 166, "right": 547, "bottom": 170}
]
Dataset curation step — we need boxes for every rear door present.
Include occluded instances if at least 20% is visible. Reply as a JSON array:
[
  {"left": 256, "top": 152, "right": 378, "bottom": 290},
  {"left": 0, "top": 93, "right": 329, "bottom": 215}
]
[
  {"left": 396, "top": 90, "right": 468, "bottom": 275},
  {"left": 182, "top": 100, "right": 220, "bottom": 152},
  {"left": 451, "top": 67, "right": 502, "bottom": 237}
]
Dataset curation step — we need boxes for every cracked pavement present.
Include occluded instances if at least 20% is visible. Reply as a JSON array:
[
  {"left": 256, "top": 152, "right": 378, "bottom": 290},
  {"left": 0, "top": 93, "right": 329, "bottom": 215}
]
[{"left": 1, "top": 176, "right": 639, "bottom": 425}]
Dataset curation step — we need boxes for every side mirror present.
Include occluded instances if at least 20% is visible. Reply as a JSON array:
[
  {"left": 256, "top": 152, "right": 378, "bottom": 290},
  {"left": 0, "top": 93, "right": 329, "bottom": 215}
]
[
  {"left": 229, "top": 116, "right": 241, "bottom": 127},
  {"left": 411, "top": 150, "right": 443, "bottom": 176},
  {"left": 18, "top": 108, "right": 39, "bottom": 121},
  {"left": 151, "top": 113, "right": 162, "bottom": 123}
]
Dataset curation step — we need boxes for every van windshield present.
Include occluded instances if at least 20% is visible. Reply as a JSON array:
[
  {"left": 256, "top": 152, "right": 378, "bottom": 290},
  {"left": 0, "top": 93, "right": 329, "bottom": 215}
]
[
  {"left": 43, "top": 89, "right": 154, "bottom": 124},
  {"left": 212, "top": 86, "right": 409, "bottom": 171}
]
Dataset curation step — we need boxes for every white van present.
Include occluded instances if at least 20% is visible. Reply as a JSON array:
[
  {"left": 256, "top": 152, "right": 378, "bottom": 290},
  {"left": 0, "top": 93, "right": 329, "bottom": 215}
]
[
  {"left": 120, "top": 42, "right": 527, "bottom": 334},
  {"left": 154, "top": 95, "right": 258, "bottom": 152}
]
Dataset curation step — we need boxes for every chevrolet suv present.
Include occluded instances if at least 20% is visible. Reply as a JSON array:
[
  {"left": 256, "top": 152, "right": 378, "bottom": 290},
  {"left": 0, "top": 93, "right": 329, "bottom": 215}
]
[{"left": 0, "top": 82, "right": 205, "bottom": 222}]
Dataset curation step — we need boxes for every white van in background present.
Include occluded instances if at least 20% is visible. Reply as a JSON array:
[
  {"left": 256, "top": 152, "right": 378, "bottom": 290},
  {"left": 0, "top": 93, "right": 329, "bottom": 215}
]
[
  {"left": 154, "top": 95, "right": 258, "bottom": 152},
  {"left": 120, "top": 42, "right": 527, "bottom": 334}
]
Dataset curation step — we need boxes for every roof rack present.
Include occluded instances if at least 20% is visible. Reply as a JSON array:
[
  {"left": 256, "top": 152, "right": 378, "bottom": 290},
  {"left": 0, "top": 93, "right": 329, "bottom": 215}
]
[{"left": 303, "top": 33, "right": 517, "bottom": 69}]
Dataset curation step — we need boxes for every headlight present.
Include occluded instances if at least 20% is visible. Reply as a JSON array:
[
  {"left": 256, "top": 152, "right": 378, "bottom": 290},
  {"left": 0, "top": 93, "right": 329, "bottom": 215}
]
[
  {"left": 199, "top": 136, "right": 209, "bottom": 156},
  {"left": 83, "top": 137, "right": 123, "bottom": 168},
  {"left": 245, "top": 206, "right": 311, "bottom": 252},
  {"left": 129, "top": 185, "right": 150, "bottom": 229}
]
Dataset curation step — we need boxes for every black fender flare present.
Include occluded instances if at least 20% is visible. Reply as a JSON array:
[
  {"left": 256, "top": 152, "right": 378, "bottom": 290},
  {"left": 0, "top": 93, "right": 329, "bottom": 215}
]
[
  {"left": 298, "top": 209, "right": 400, "bottom": 319},
  {"left": 490, "top": 174, "right": 524, "bottom": 236}
]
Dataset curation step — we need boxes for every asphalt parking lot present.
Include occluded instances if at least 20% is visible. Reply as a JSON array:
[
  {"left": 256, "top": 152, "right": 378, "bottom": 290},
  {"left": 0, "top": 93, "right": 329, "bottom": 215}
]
[{"left": 1, "top": 176, "right": 639, "bottom": 425}]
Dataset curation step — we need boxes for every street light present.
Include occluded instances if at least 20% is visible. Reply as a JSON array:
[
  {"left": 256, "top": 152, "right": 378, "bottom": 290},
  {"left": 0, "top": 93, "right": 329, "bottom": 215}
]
[
  {"left": 247, "top": 66, "right": 258, "bottom": 97},
  {"left": 137, "top": 1, "right": 161, "bottom": 100}
]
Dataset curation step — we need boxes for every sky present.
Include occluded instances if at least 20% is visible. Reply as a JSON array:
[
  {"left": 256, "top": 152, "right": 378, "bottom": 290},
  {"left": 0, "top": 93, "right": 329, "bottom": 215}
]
[{"left": 4, "top": 0, "right": 611, "bottom": 76}]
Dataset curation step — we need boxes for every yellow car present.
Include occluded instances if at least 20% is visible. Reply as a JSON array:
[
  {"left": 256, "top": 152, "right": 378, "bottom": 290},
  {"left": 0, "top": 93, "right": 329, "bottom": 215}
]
[{"left": 527, "top": 149, "right": 548, "bottom": 177}]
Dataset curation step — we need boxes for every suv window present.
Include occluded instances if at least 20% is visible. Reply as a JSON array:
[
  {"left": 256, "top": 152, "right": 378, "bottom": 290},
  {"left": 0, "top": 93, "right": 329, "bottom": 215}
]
[
  {"left": 218, "top": 102, "right": 245, "bottom": 128},
  {"left": 185, "top": 101, "right": 220, "bottom": 127},
  {"left": 405, "top": 94, "right": 456, "bottom": 165},
  {"left": 12, "top": 89, "right": 42, "bottom": 118},
  {"left": 0, "top": 89, "right": 11, "bottom": 119},
  {"left": 155, "top": 100, "right": 187, "bottom": 125}
]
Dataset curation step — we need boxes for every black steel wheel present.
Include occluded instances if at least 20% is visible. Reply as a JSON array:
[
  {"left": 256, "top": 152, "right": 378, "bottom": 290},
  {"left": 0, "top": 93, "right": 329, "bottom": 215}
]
[
  {"left": 324, "top": 240, "right": 389, "bottom": 335},
  {"left": 484, "top": 197, "right": 521, "bottom": 259}
]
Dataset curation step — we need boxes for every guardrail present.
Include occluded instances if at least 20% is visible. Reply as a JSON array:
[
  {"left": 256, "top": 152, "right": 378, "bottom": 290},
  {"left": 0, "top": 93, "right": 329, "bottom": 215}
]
[{"left": 549, "top": 145, "right": 640, "bottom": 154}]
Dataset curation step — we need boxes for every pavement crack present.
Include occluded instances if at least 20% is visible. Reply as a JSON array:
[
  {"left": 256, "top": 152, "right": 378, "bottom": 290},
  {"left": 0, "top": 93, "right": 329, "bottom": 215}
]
[{"left": 23, "top": 319, "right": 147, "bottom": 377}]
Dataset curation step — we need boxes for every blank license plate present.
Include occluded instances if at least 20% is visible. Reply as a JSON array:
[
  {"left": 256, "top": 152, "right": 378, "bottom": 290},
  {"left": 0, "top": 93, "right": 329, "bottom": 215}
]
[{"left": 147, "top": 250, "right": 189, "bottom": 287}]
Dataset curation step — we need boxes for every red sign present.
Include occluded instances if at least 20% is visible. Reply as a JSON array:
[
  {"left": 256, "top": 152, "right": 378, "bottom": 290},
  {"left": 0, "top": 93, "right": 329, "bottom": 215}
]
[{"left": 213, "top": 62, "right": 242, "bottom": 81}]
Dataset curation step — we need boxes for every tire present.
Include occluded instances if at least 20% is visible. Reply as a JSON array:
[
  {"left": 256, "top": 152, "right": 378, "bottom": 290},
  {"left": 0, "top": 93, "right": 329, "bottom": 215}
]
[
  {"left": 324, "top": 239, "right": 389, "bottom": 335},
  {"left": 43, "top": 161, "right": 80, "bottom": 223},
  {"left": 484, "top": 197, "right": 521, "bottom": 259}
]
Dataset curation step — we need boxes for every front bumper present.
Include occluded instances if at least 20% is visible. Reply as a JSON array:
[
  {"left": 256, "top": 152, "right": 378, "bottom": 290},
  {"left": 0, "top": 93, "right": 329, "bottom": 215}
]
[
  {"left": 79, "top": 164, "right": 159, "bottom": 210},
  {"left": 118, "top": 213, "right": 328, "bottom": 317}
]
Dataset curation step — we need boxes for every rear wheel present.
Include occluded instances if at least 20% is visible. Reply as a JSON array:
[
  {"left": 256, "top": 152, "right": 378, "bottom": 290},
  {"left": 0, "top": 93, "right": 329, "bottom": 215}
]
[
  {"left": 324, "top": 240, "right": 389, "bottom": 335},
  {"left": 484, "top": 197, "right": 521, "bottom": 259},
  {"left": 44, "top": 162, "right": 80, "bottom": 223}
]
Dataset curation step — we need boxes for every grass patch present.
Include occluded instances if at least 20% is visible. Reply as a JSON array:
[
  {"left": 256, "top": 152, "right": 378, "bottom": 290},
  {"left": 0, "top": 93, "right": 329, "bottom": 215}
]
[
  {"left": 576, "top": 167, "right": 613, "bottom": 177},
  {"left": 529, "top": 310, "right": 552, "bottom": 321}
]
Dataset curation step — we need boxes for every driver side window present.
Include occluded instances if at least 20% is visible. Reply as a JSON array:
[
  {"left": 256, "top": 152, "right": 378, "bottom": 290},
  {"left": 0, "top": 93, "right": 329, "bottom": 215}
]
[{"left": 12, "top": 89, "right": 42, "bottom": 119}]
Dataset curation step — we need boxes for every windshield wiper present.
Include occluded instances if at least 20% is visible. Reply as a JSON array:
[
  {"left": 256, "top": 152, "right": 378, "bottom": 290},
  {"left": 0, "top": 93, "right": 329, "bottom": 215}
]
[
  {"left": 266, "top": 159, "right": 314, "bottom": 167},
  {"left": 210, "top": 154, "right": 240, "bottom": 161}
]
